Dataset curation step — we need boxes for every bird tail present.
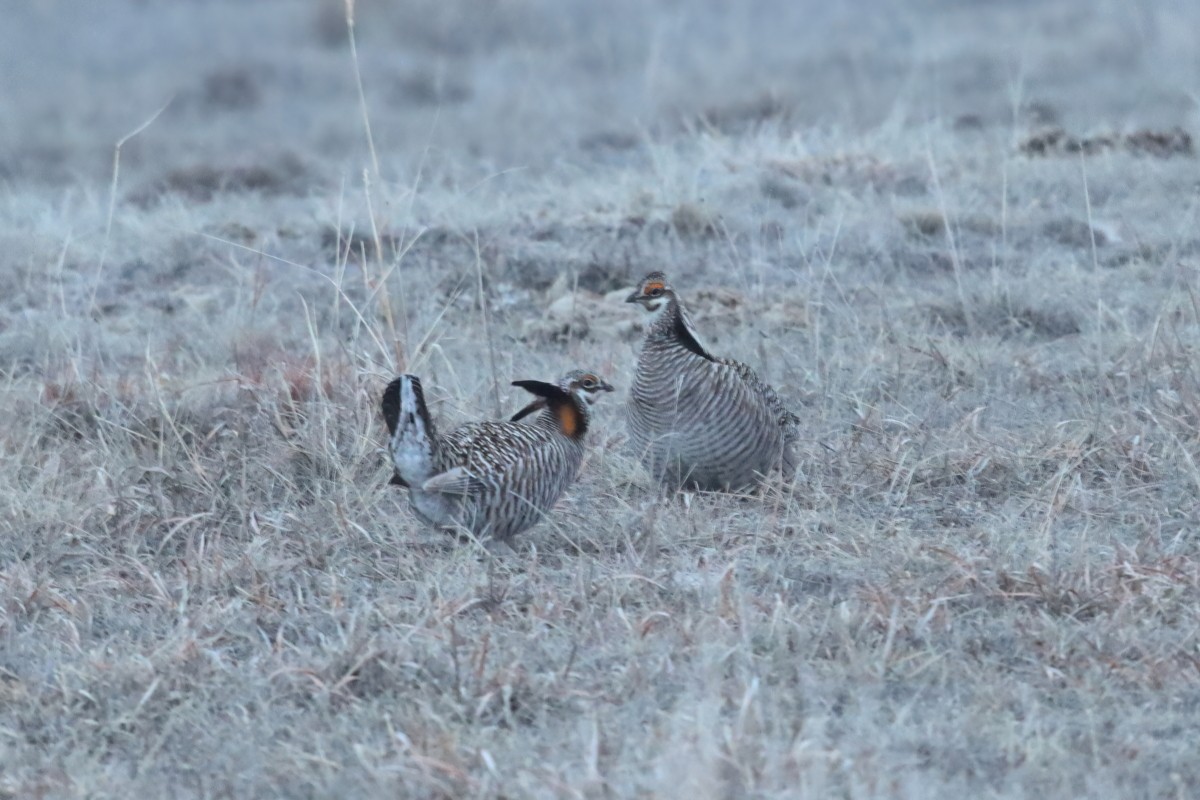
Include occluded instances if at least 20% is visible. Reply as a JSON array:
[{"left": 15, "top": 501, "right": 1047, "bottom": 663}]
[{"left": 381, "top": 374, "right": 438, "bottom": 488}]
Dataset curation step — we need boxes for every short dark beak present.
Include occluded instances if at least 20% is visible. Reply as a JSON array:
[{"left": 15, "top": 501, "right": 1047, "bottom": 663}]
[
  {"left": 625, "top": 291, "right": 640, "bottom": 304},
  {"left": 599, "top": 380, "right": 616, "bottom": 392}
]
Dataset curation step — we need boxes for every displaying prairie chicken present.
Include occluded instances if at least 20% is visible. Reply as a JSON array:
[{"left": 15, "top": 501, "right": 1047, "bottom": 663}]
[
  {"left": 625, "top": 272, "right": 800, "bottom": 491},
  {"left": 381, "top": 369, "right": 614, "bottom": 543}
]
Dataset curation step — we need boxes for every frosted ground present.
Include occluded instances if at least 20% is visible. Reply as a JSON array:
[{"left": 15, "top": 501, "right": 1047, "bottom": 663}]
[{"left": 3, "top": 1, "right": 1200, "bottom": 797}]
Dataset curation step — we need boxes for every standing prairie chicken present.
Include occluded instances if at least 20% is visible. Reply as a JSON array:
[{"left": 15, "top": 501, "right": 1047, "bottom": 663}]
[
  {"left": 381, "top": 369, "right": 614, "bottom": 543},
  {"left": 625, "top": 272, "right": 800, "bottom": 491}
]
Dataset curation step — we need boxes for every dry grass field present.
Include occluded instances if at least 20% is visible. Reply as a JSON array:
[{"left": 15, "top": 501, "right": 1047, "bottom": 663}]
[{"left": 4, "top": 0, "right": 1200, "bottom": 797}]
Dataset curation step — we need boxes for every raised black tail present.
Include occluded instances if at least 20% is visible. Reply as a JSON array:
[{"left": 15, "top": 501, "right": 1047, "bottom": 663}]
[{"left": 382, "top": 374, "right": 438, "bottom": 488}]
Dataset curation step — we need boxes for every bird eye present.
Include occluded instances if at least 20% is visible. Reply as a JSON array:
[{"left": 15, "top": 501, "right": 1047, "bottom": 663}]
[
  {"left": 647, "top": 287, "right": 664, "bottom": 297},
  {"left": 580, "top": 376, "right": 597, "bottom": 390}
]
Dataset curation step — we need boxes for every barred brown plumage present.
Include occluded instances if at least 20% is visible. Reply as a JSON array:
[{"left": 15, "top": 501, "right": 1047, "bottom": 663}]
[
  {"left": 625, "top": 272, "right": 800, "bottom": 490},
  {"left": 381, "top": 369, "right": 614, "bottom": 543}
]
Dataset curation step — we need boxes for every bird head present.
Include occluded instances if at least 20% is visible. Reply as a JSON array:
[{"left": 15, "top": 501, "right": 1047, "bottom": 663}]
[
  {"left": 625, "top": 272, "right": 676, "bottom": 313},
  {"left": 510, "top": 370, "right": 614, "bottom": 437},
  {"left": 561, "top": 370, "right": 615, "bottom": 406}
]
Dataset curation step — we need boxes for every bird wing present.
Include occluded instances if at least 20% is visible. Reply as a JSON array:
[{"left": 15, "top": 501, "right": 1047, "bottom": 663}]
[
  {"left": 421, "top": 466, "right": 482, "bottom": 496},
  {"left": 715, "top": 357, "right": 799, "bottom": 434}
]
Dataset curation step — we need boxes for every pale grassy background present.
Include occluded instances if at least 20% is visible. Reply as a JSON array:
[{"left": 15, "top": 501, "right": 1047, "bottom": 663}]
[{"left": 3, "top": 0, "right": 1200, "bottom": 797}]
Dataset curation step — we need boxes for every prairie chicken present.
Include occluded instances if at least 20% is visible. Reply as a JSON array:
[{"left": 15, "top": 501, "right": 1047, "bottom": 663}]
[
  {"left": 625, "top": 272, "right": 800, "bottom": 490},
  {"left": 381, "top": 370, "right": 614, "bottom": 543}
]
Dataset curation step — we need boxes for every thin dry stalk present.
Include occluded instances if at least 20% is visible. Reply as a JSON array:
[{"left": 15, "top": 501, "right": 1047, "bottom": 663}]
[
  {"left": 925, "top": 141, "right": 976, "bottom": 340},
  {"left": 472, "top": 231, "right": 501, "bottom": 418},
  {"left": 92, "top": 100, "right": 171, "bottom": 313},
  {"left": 345, "top": 0, "right": 406, "bottom": 369}
]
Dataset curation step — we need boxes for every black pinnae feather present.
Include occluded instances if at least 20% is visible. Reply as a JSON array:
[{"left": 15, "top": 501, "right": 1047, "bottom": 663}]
[
  {"left": 511, "top": 379, "right": 570, "bottom": 402},
  {"left": 512, "top": 379, "right": 587, "bottom": 437},
  {"left": 510, "top": 398, "right": 547, "bottom": 422},
  {"left": 672, "top": 309, "right": 714, "bottom": 361},
  {"left": 381, "top": 377, "right": 404, "bottom": 435}
]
